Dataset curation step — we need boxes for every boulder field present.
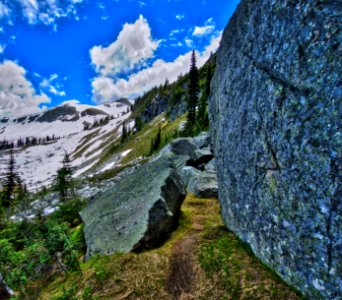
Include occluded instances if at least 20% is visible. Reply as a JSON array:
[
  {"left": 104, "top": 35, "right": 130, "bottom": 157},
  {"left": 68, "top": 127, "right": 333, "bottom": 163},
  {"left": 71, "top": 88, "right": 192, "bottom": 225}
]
[{"left": 80, "top": 132, "right": 217, "bottom": 259}]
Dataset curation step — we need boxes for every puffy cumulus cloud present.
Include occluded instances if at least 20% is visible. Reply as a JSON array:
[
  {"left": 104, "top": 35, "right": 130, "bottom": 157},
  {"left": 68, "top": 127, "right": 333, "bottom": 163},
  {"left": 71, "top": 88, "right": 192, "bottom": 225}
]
[
  {"left": 0, "top": 0, "right": 83, "bottom": 27},
  {"left": 90, "top": 15, "right": 159, "bottom": 77},
  {"left": 193, "top": 18, "right": 215, "bottom": 37},
  {"left": 92, "top": 34, "right": 222, "bottom": 102},
  {"left": 0, "top": 61, "right": 50, "bottom": 116}
]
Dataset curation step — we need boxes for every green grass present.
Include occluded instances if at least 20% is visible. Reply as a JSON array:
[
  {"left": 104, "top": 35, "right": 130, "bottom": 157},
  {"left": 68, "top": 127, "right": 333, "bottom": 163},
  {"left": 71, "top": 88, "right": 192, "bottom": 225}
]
[
  {"left": 93, "top": 113, "right": 186, "bottom": 172},
  {"left": 27, "top": 195, "right": 304, "bottom": 300}
]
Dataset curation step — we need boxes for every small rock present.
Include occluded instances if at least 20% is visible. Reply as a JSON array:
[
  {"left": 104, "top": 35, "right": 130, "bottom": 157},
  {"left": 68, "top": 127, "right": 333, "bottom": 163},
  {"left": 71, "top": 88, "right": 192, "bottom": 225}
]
[
  {"left": 178, "top": 166, "right": 202, "bottom": 188},
  {"left": 188, "top": 172, "right": 218, "bottom": 198}
]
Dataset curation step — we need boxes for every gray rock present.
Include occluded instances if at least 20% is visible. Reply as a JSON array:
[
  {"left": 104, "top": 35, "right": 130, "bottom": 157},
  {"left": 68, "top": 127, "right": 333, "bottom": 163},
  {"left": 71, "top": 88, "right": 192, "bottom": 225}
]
[
  {"left": 205, "top": 159, "right": 217, "bottom": 174},
  {"left": 178, "top": 166, "right": 202, "bottom": 188},
  {"left": 170, "top": 138, "right": 197, "bottom": 160},
  {"left": 192, "top": 132, "right": 211, "bottom": 149},
  {"left": 192, "top": 148, "right": 213, "bottom": 167},
  {"left": 208, "top": 1, "right": 341, "bottom": 299},
  {"left": 80, "top": 153, "right": 187, "bottom": 259},
  {"left": 188, "top": 172, "right": 218, "bottom": 198}
]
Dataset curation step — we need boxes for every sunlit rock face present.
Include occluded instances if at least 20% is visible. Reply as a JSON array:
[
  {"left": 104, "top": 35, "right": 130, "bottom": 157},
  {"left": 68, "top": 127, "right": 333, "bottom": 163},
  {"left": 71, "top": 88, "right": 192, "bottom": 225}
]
[{"left": 208, "top": 1, "right": 341, "bottom": 299}]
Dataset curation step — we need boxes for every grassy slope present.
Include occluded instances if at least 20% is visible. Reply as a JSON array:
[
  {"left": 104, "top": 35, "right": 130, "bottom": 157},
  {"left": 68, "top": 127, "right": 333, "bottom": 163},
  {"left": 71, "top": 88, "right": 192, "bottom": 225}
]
[
  {"left": 88, "top": 113, "right": 186, "bottom": 181},
  {"left": 37, "top": 194, "right": 304, "bottom": 300}
]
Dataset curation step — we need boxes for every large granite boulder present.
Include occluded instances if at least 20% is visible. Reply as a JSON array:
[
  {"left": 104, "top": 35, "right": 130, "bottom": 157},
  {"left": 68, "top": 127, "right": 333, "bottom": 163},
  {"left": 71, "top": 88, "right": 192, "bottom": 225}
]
[
  {"left": 209, "top": 1, "right": 341, "bottom": 299},
  {"left": 80, "top": 153, "right": 187, "bottom": 259}
]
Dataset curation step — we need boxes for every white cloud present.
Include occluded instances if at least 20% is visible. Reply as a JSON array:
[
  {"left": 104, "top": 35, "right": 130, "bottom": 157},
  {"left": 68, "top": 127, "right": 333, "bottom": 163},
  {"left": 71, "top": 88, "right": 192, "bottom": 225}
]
[
  {"left": 0, "top": 3, "right": 11, "bottom": 19},
  {"left": 193, "top": 18, "right": 215, "bottom": 37},
  {"left": 0, "top": 44, "right": 6, "bottom": 54},
  {"left": 185, "top": 38, "right": 194, "bottom": 48},
  {"left": 1, "top": 0, "right": 83, "bottom": 27},
  {"left": 90, "top": 15, "right": 158, "bottom": 77},
  {"left": 92, "top": 34, "right": 222, "bottom": 102},
  {"left": 137, "top": 1, "right": 146, "bottom": 7},
  {"left": 0, "top": 61, "right": 50, "bottom": 116},
  {"left": 171, "top": 42, "right": 183, "bottom": 47},
  {"left": 40, "top": 73, "right": 66, "bottom": 97},
  {"left": 170, "top": 28, "right": 184, "bottom": 37},
  {"left": 175, "top": 14, "right": 185, "bottom": 20}
]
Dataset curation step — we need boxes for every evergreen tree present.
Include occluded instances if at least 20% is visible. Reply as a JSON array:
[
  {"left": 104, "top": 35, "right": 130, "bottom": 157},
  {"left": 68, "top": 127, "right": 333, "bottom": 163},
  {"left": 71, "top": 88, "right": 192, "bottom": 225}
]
[
  {"left": 1, "top": 149, "right": 17, "bottom": 221},
  {"left": 135, "top": 116, "right": 144, "bottom": 132},
  {"left": 197, "top": 63, "right": 212, "bottom": 130},
  {"left": 149, "top": 126, "right": 162, "bottom": 155},
  {"left": 185, "top": 50, "right": 199, "bottom": 134},
  {"left": 121, "top": 122, "right": 128, "bottom": 143},
  {"left": 55, "top": 152, "right": 75, "bottom": 202},
  {"left": 15, "top": 177, "right": 29, "bottom": 218}
]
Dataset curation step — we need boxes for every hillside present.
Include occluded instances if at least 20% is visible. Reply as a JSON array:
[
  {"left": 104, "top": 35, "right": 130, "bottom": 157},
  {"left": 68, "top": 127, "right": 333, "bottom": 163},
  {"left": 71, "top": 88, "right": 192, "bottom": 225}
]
[{"left": 0, "top": 100, "right": 132, "bottom": 191}]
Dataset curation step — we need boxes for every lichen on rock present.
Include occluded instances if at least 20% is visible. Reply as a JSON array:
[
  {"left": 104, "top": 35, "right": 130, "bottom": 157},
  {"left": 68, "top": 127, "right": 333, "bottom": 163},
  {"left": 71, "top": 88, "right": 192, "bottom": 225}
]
[{"left": 208, "top": 0, "right": 341, "bottom": 299}]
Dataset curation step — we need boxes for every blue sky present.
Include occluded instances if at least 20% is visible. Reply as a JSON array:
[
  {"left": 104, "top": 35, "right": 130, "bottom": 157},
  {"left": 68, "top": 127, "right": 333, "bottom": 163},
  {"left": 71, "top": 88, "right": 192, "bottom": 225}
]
[{"left": 0, "top": 0, "right": 239, "bottom": 116}]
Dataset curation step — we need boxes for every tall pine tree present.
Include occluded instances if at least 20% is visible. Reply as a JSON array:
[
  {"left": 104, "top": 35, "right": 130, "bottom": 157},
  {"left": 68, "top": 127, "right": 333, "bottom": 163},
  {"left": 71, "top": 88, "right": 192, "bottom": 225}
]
[
  {"left": 1, "top": 150, "right": 17, "bottom": 223},
  {"left": 55, "top": 152, "right": 75, "bottom": 202},
  {"left": 121, "top": 122, "right": 128, "bottom": 143},
  {"left": 185, "top": 50, "right": 199, "bottom": 134}
]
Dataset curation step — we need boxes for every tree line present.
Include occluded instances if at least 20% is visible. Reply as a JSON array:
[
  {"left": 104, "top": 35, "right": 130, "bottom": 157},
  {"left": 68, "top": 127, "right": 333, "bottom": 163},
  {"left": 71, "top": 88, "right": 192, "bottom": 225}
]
[{"left": 0, "top": 135, "right": 59, "bottom": 151}]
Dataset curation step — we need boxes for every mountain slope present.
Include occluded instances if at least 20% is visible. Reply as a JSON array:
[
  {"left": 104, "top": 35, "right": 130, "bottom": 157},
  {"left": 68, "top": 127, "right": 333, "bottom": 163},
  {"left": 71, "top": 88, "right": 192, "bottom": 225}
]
[{"left": 0, "top": 100, "right": 132, "bottom": 190}]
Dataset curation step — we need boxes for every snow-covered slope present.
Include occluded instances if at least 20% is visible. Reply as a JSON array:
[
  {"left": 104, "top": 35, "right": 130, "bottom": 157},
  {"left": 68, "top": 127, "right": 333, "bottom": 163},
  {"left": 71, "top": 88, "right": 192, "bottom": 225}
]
[{"left": 0, "top": 99, "right": 133, "bottom": 191}]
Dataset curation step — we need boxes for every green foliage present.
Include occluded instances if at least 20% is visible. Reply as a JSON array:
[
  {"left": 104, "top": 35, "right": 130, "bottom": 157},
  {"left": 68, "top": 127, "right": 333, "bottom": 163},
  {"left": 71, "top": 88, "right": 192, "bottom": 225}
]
[
  {"left": 196, "top": 63, "right": 212, "bottom": 132},
  {"left": 121, "top": 122, "right": 128, "bottom": 144},
  {"left": 44, "top": 221, "right": 81, "bottom": 274},
  {"left": 185, "top": 50, "right": 199, "bottom": 132},
  {"left": 149, "top": 126, "right": 162, "bottom": 155},
  {"left": 0, "top": 199, "right": 86, "bottom": 295},
  {"left": 134, "top": 115, "right": 144, "bottom": 132},
  {"left": 50, "top": 198, "right": 84, "bottom": 227},
  {"left": 52, "top": 285, "right": 78, "bottom": 300},
  {"left": 54, "top": 152, "right": 75, "bottom": 202}
]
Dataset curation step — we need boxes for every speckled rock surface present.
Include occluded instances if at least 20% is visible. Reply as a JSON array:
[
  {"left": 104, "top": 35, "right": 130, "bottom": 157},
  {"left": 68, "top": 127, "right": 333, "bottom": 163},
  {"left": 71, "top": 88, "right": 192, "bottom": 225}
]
[
  {"left": 80, "top": 153, "right": 186, "bottom": 259},
  {"left": 209, "top": 1, "right": 341, "bottom": 299}
]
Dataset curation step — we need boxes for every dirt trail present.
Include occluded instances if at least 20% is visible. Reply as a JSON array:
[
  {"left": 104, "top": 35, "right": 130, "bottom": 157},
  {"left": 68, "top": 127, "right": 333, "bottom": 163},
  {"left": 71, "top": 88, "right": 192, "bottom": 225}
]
[{"left": 166, "top": 213, "right": 205, "bottom": 300}]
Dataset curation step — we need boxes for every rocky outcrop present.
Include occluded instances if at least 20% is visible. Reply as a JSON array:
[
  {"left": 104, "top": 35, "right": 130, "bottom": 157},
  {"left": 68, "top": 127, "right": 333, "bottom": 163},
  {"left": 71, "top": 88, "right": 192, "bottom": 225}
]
[
  {"left": 80, "top": 108, "right": 108, "bottom": 117},
  {"left": 80, "top": 132, "right": 218, "bottom": 258},
  {"left": 209, "top": 1, "right": 341, "bottom": 299},
  {"left": 36, "top": 105, "right": 79, "bottom": 123},
  {"left": 80, "top": 153, "right": 187, "bottom": 258}
]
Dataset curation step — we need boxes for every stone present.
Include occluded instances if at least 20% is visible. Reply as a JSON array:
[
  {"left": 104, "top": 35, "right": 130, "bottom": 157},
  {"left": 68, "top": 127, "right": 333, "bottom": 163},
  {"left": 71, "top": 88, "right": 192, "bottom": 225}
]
[
  {"left": 80, "top": 153, "right": 187, "bottom": 259},
  {"left": 189, "top": 149, "right": 213, "bottom": 170},
  {"left": 178, "top": 166, "right": 202, "bottom": 189},
  {"left": 208, "top": 1, "right": 341, "bottom": 299},
  {"left": 204, "top": 159, "right": 217, "bottom": 174},
  {"left": 188, "top": 172, "right": 218, "bottom": 198},
  {"left": 170, "top": 138, "right": 197, "bottom": 160},
  {"left": 192, "top": 131, "right": 211, "bottom": 149}
]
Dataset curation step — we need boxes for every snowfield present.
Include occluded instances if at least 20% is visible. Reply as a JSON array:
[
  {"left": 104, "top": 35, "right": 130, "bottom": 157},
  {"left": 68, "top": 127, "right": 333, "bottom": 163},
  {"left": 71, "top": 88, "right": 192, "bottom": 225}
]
[{"left": 0, "top": 100, "right": 133, "bottom": 191}]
